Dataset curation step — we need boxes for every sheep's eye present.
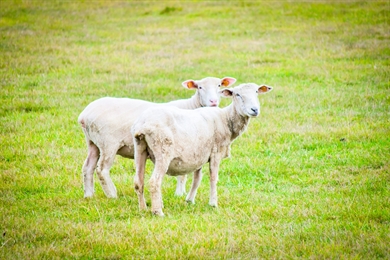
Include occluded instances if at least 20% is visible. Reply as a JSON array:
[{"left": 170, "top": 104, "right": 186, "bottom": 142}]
[
  {"left": 218, "top": 84, "right": 221, "bottom": 87},
  {"left": 198, "top": 86, "right": 203, "bottom": 90},
  {"left": 236, "top": 93, "right": 241, "bottom": 97}
]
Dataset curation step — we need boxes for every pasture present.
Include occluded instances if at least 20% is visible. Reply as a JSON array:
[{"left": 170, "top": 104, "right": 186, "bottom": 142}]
[{"left": 1, "top": 0, "right": 389, "bottom": 258}]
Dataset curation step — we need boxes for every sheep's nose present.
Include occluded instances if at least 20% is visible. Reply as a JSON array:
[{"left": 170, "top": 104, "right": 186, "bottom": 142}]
[
  {"left": 210, "top": 100, "right": 218, "bottom": 107},
  {"left": 251, "top": 108, "right": 259, "bottom": 115}
]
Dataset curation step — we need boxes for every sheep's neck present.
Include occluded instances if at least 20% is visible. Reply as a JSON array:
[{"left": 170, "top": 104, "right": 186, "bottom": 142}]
[
  {"left": 167, "top": 93, "right": 201, "bottom": 110},
  {"left": 186, "top": 93, "right": 202, "bottom": 109},
  {"left": 225, "top": 104, "right": 250, "bottom": 141}
]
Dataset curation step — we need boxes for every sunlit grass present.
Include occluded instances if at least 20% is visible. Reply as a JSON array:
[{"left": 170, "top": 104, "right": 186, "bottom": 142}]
[{"left": 1, "top": 0, "right": 389, "bottom": 258}]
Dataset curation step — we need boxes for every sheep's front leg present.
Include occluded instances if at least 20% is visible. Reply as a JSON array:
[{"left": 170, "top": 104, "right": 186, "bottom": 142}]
[
  {"left": 186, "top": 168, "right": 202, "bottom": 204},
  {"left": 175, "top": 175, "right": 187, "bottom": 196},
  {"left": 209, "top": 155, "right": 221, "bottom": 207}
]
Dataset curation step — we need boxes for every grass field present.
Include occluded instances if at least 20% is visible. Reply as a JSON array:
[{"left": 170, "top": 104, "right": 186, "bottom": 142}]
[{"left": 1, "top": 0, "right": 389, "bottom": 258}]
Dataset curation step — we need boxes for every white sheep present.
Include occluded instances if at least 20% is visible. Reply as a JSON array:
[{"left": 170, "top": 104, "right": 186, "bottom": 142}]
[
  {"left": 78, "top": 77, "right": 236, "bottom": 198},
  {"left": 131, "top": 83, "right": 273, "bottom": 216}
]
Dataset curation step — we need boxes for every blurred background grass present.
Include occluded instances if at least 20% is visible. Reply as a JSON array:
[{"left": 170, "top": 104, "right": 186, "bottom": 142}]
[{"left": 0, "top": 0, "right": 389, "bottom": 258}]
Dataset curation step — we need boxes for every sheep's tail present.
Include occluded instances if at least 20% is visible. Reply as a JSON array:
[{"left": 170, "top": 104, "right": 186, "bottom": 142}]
[
  {"left": 77, "top": 112, "right": 86, "bottom": 128},
  {"left": 79, "top": 119, "right": 86, "bottom": 128},
  {"left": 132, "top": 121, "right": 146, "bottom": 143},
  {"left": 134, "top": 132, "right": 145, "bottom": 142}
]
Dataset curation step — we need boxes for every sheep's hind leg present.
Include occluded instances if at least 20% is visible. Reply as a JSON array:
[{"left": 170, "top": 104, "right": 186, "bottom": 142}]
[
  {"left": 83, "top": 141, "right": 99, "bottom": 198},
  {"left": 186, "top": 168, "right": 202, "bottom": 204},
  {"left": 175, "top": 175, "right": 187, "bottom": 196},
  {"left": 96, "top": 148, "right": 118, "bottom": 198},
  {"left": 209, "top": 155, "right": 222, "bottom": 207},
  {"left": 133, "top": 136, "right": 148, "bottom": 211},
  {"left": 149, "top": 158, "right": 170, "bottom": 217}
]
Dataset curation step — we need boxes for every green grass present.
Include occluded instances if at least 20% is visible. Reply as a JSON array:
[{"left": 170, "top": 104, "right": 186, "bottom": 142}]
[{"left": 1, "top": 0, "right": 389, "bottom": 258}]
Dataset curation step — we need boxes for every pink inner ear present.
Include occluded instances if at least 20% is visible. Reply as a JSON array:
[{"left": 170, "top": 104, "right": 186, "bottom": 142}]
[
  {"left": 222, "top": 89, "right": 233, "bottom": 97},
  {"left": 259, "top": 85, "right": 270, "bottom": 93},
  {"left": 183, "top": 80, "right": 197, "bottom": 89},
  {"left": 221, "top": 77, "right": 236, "bottom": 87}
]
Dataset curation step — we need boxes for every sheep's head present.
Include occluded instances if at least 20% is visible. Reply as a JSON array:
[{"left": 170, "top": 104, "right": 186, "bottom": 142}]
[
  {"left": 220, "top": 83, "right": 273, "bottom": 117},
  {"left": 182, "top": 77, "right": 236, "bottom": 107}
]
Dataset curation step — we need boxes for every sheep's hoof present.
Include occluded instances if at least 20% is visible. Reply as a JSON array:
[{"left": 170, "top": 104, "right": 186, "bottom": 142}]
[
  {"left": 104, "top": 191, "right": 118, "bottom": 199},
  {"left": 139, "top": 205, "right": 147, "bottom": 211},
  {"left": 84, "top": 190, "right": 94, "bottom": 198},
  {"left": 209, "top": 202, "right": 218, "bottom": 208},
  {"left": 152, "top": 210, "right": 165, "bottom": 217},
  {"left": 186, "top": 200, "right": 195, "bottom": 204}
]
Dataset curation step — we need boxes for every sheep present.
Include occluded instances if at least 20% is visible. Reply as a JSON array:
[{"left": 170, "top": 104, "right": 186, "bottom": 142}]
[
  {"left": 132, "top": 83, "right": 273, "bottom": 216},
  {"left": 78, "top": 77, "right": 236, "bottom": 199}
]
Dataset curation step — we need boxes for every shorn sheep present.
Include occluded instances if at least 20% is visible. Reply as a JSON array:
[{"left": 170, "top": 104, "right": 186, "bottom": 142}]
[
  {"left": 132, "top": 83, "right": 273, "bottom": 216},
  {"left": 78, "top": 77, "right": 236, "bottom": 198}
]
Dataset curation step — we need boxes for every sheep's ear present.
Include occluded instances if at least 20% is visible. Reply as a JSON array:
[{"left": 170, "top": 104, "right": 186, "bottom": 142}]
[
  {"left": 182, "top": 80, "right": 198, "bottom": 89},
  {"left": 220, "top": 77, "right": 236, "bottom": 87},
  {"left": 258, "top": 85, "right": 273, "bottom": 94},
  {"left": 220, "top": 88, "right": 233, "bottom": 98}
]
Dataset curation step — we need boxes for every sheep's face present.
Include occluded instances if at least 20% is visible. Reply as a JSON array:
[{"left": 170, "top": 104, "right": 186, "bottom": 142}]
[
  {"left": 221, "top": 83, "right": 273, "bottom": 117},
  {"left": 182, "top": 77, "right": 236, "bottom": 107}
]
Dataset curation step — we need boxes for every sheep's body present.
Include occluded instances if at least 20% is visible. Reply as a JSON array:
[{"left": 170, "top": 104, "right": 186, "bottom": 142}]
[
  {"left": 78, "top": 77, "right": 236, "bottom": 198},
  {"left": 132, "top": 83, "right": 273, "bottom": 216}
]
